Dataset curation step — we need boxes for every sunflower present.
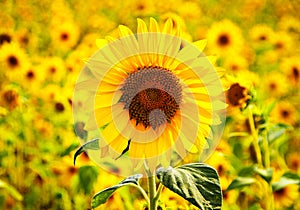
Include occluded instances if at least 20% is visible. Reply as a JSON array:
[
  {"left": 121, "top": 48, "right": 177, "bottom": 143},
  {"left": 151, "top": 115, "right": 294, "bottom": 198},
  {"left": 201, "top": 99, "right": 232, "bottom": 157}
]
[
  {"left": 249, "top": 24, "right": 274, "bottom": 44},
  {"left": 271, "top": 101, "right": 298, "bottom": 126},
  {"left": 280, "top": 56, "right": 300, "bottom": 87},
  {"left": 206, "top": 19, "right": 244, "bottom": 56},
  {"left": 0, "top": 42, "right": 30, "bottom": 80},
  {"left": 261, "top": 71, "right": 289, "bottom": 98},
  {"left": 74, "top": 18, "right": 225, "bottom": 175},
  {"left": 273, "top": 184, "right": 299, "bottom": 209}
]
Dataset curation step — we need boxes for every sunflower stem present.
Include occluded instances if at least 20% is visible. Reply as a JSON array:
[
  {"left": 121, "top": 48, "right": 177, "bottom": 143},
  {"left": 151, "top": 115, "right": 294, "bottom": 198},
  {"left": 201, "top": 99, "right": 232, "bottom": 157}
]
[
  {"left": 247, "top": 107, "right": 262, "bottom": 166},
  {"left": 147, "top": 173, "right": 157, "bottom": 210}
]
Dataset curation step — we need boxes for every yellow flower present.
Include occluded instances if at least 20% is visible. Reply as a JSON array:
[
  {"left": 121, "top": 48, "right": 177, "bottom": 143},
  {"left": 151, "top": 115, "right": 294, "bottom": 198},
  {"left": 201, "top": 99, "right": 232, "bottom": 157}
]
[
  {"left": 223, "top": 53, "right": 249, "bottom": 73},
  {"left": 0, "top": 86, "right": 20, "bottom": 111},
  {"left": 280, "top": 56, "right": 300, "bottom": 87},
  {"left": 249, "top": 24, "right": 274, "bottom": 44},
  {"left": 74, "top": 18, "right": 225, "bottom": 175},
  {"left": 271, "top": 31, "right": 293, "bottom": 55},
  {"left": 260, "top": 71, "right": 289, "bottom": 98},
  {"left": 39, "top": 56, "right": 66, "bottom": 82},
  {"left": 271, "top": 101, "right": 298, "bottom": 126},
  {"left": 286, "top": 152, "right": 300, "bottom": 173},
  {"left": 50, "top": 21, "right": 80, "bottom": 51},
  {"left": 0, "top": 42, "right": 30, "bottom": 80},
  {"left": 273, "top": 184, "right": 299, "bottom": 209},
  {"left": 278, "top": 15, "right": 300, "bottom": 35},
  {"left": 206, "top": 19, "right": 244, "bottom": 56}
]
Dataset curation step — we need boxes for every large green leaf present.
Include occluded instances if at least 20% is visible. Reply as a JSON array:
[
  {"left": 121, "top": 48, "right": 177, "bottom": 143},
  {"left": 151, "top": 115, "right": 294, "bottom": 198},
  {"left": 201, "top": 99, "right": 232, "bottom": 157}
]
[
  {"left": 91, "top": 174, "right": 143, "bottom": 208},
  {"left": 73, "top": 138, "right": 99, "bottom": 165},
  {"left": 156, "top": 163, "right": 222, "bottom": 210}
]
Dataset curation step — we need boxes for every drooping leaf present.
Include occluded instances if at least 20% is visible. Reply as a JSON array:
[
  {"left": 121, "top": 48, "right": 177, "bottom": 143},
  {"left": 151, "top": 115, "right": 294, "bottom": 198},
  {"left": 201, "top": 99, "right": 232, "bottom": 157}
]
[
  {"left": 156, "top": 163, "right": 222, "bottom": 210},
  {"left": 254, "top": 168, "right": 273, "bottom": 183},
  {"left": 91, "top": 174, "right": 143, "bottom": 208},
  {"left": 73, "top": 138, "right": 99, "bottom": 165},
  {"left": 226, "top": 177, "right": 256, "bottom": 191},
  {"left": 238, "top": 165, "right": 257, "bottom": 177}
]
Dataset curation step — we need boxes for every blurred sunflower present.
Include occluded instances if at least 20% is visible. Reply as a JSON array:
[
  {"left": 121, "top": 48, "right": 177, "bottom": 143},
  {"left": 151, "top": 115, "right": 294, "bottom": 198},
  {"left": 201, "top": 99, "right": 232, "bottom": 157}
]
[
  {"left": 271, "top": 101, "right": 298, "bottom": 126},
  {"left": 273, "top": 184, "right": 299, "bottom": 209},
  {"left": 0, "top": 86, "right": 20, "bottom": 111},
  {"left": 261, "top": 71, "right": 288, "bottom": 98},
  {"left": 249, "top": 24, "right": 274, "bottom": 44},
  {"left": 50, "top": 21, "right": 80, "bottom": 51},
  {"left": 206, "top": 19, "right": 244, "bottom": 55},
  {"left": 40, "top": 56, "right": 66, "bottom": 82},
  {"left": 286, "top": 152, "right": 300, "bottom": 172},
  {"left": 0, "top": 28, "right": 13, "bottom": 46},
  {"left": 271, "top": 31, "right": 293, "bottom": 55},
  {"left": 76, "top": 18, "right": 225, "bottom": 173},
  {"left": 0, "top": 42, "right": 30, "bottom": 80},
  {"left": 223, "top": 53, "right": 249, "bottom": 73},
  {"left": 278, "top": 15, "right": 300, "bottom": 35},
  {"left": 280, "top": 56, "right": 300, "bottom": 87}
]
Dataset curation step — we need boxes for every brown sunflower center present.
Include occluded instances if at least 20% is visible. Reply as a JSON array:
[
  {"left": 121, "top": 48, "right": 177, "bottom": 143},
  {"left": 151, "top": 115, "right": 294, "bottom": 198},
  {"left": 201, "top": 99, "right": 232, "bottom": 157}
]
[
  {"left": 227, "top": 83, "right": 247, "bottom": 106},
  {"left": 60, "top": 32, "right": 69, "bottom": 41},
  {"left": 292, "top": 66, "right": 299, "bottom": 80},
  {"left": 119, "top": 67, "right": 182, "bottom": 129},
  {"left": 0, "top": 33, "right": 11, "bottom": 45},
  {"left": 7, "top": 55, "right": 19, "bottom": 67},
  {"left": 218, "top": 33, "right": 230, "bottom": 46}
]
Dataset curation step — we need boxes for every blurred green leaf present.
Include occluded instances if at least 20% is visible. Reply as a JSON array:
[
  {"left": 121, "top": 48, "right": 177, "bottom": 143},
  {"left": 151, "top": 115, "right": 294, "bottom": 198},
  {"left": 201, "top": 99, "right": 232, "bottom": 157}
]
[
  {"left": 73, "top": 138, "right": 99, "bottom": 165},
  {"left": 0, "top": 180, "right": 23, "bottom": 201},
  {"left": 77, "top": 166, "right": 99, "bottom": 194},
  {"left": 260, "top": 123, "right": 292, "bottom": 144},
  {"left": 156, "top": 163, "right": 222, "bottom": 210},
  {"left": 226, "top": 177, "right": 256, "bottom": 191},
  {"left": 272, "top": 176, "right": 300, "bottom": 191},
  {"left": 254, "top": 168, "right": 273, "bottom": 183},
  {"left": 91, "top": 174, "right": 142, "bottom": 208},
  {"left": 238, "top": 165, "right": 257, "bottom": 177},
  {"left": 61, "top": 142, "right": 79, "bottom": 157}
]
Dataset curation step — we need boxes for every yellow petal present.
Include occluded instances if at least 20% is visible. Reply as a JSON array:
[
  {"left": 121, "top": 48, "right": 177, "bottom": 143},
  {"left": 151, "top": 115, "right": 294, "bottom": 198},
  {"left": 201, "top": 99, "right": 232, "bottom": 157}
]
[
  {"left": 137, "top": 18, "right": 148, "bottom": 33},
  {"left": 118, "top": 25, "right": 134, "bottom": 37},
  {"left": 149, "top": 17, "right": 160, "bottom": 32},
  {"left": 162, "top": 18, "right": 173, "bottom": 34}
]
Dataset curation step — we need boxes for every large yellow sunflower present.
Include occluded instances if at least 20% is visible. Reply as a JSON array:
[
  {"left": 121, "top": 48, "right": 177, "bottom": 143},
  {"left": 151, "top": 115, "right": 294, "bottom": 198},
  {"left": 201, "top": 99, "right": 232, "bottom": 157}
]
[{"left": 73, "top": 18, "right": 226, "bottom": 175}]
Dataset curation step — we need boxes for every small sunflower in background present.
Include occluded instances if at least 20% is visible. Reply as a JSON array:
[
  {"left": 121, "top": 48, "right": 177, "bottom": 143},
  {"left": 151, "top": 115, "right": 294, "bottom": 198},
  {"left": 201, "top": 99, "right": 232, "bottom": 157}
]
[
  {"left": 280, "top": 56, "right": 300, "bottom": 87},
  {"left": 249, "top": 24, "right": 274, "bottom": 45},
  {"left": 273, "top": 184, "right": 299, "bottom": 209},
  {"left": 50, "top": 22, "right": 80, "bottom": 52},
  {"left": 271, "top": 31, "right": 293, "bottom": 56},
  {"left": 206, "top": 19, "right": 244, "bottom": 56},
  {"left": 260, "top": 71, "right": 289, "bottom": 98},
  {"left": 0, "top": 42, "right": 30, "bottom": 80},
  {"left": 39, "top": 56, "right": 66, "bottom": 82},
  {"left": 74, "top": 18, "right": 226, "bottom": 175},
  {"left": 271, "top": 101, "right": 298, "bottom": 126}
]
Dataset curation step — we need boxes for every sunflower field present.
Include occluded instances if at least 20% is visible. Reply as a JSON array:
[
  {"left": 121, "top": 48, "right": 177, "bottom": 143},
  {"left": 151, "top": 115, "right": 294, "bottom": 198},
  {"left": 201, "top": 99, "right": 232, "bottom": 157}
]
[{"left": 0, "top": 0, "right": 299, "bottom": 210}]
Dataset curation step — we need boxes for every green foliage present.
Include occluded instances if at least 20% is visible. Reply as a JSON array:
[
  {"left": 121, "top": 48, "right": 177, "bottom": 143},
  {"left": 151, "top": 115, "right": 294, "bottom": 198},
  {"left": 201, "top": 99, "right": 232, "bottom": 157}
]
[
  {"left": 156, "top": 163, "right": 222, "bottom": 210},
  {"left": 77, "top": 166, "right": 99, "bottom": 194},
  {"left": 73, "top": 138, "right": 99, "bottom": 165},
  {"left": 91, "top": 174, "right": 142, "bottom": 208}
]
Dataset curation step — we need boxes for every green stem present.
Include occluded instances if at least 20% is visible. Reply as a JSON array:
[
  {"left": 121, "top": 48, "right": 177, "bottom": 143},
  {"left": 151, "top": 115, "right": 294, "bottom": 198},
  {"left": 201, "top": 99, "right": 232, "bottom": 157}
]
[
  {"left": 248, "top": 108, "right": 262, "bottom": 166},
  {"left": 128, "top": 183, "right": 149, "bottom": 204},
  {"left": 147, "top": 174, "right": 157, "bottom": 210}
]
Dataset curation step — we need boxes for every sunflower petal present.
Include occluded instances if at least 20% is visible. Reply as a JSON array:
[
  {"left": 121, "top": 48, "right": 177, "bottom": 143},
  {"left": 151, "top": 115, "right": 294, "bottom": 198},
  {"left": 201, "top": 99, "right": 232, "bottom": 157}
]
[{"left": 137, "top": 18, "right": 148, "bottom": 33}]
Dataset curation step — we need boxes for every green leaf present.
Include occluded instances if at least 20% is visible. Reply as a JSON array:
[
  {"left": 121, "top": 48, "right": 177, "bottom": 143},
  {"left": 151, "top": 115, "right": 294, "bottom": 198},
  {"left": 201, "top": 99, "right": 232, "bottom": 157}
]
[
  {"left": 73, "top": 138, "right": 99, "bottom": 165},
  {"left": 91, "top": 174, "right": 142, "bottom": 208},
  {"left": 61, "top": 142, "right": 79, "bottom": 157},
  {"left": 156, "top": 163, "right": 222, "bottom": 210},
  {"left": 77, "top": 166, "right": 99, "bottom": 194},
  {"left": 254, "top": 168, "right": 273, "bottom": 183},
  {"left": 0, "top": 180, "right": 23, "bottom": 201},
  {"left": 272, "top": 176, "right": 300, "bottom": 191},
  {"left": 226, "top": 177, "right": 256, "bottom": 191},
  {"left": 263, "top": 123, "right": 291, "bottom": 144},
  {"left": 238, "top": 165, "right": 257, "bottom": 177}
]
